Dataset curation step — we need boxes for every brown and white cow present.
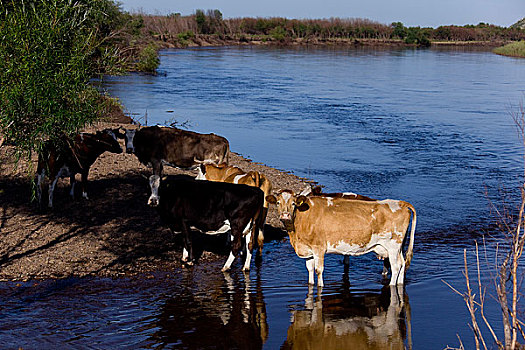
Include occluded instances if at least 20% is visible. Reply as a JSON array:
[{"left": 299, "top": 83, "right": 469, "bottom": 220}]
[
  {"left": 119, "top": 126, "right": 229, "bottom": 207},
  {"left": 302, "top": 185, "right": 391, "bottom": 275},
  {"left": 196, "top": 163, "right": 273, "bottom": 254},
  {"left": 266, "top": 190, "right": 416, "bottom": 286},
  {"left": 36, "top": 129, "right": 123, "bottom": 208}
]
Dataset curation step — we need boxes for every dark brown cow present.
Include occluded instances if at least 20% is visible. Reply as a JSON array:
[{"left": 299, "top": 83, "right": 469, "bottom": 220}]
[
  {"left": 120, "top": 126, "right": 229, "bottom": 206},
  {"left": 36, "top": 129, "right": 122, "bottom": 208},
  {"left": 267, "top": 190, "right": 416, "bottom": 286}
]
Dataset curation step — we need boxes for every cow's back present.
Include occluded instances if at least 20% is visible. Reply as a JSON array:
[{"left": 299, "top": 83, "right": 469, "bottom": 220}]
[
  {"left": 134, "top": 126, "right": 229, "bottom": 168},
  {"left": 158, "top": 175, "right": 263, "bottom": 223}
]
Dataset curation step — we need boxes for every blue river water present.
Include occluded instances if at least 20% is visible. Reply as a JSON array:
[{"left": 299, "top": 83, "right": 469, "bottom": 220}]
[{"left": 1, "top": 46, "right": 525, "bottom": 349}]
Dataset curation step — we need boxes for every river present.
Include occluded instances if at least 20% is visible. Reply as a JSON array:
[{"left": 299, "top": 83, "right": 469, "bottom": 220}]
[{"left": 2, "top": 46, "right": 525, "bottom": 349}]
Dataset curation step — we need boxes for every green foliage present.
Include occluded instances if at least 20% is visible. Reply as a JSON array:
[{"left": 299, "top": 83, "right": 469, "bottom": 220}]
[
  {"left": 493, "top": 40, "right": 525, "bottom": 57},
  {"left": 0, "top": 0, "right": 121, "bottom": 160},
  {"left": 195, "top": 9, "right": 208, "bottom": 34},
  {"left": 135, "top": 43, "right": 160, "bottom": 73},
  {"left": 391, "top": 22, "right": 407, "bottom": 39},
  {"left": 270, "top": 26, "right": 287, "bottom": 41},
  {"left": 404, "top": 27, "right": 431, "bottom": 46}
]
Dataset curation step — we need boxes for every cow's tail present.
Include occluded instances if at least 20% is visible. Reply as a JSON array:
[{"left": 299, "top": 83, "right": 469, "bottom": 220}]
[{"left": 404, "top": 203, "right": 417, "bottom": 270}]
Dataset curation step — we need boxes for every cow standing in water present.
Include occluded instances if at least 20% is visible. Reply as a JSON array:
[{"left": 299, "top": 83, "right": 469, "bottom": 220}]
[
  {"left": 196, "top": 163, "right": 273, "bottom": 256},
  {"left": 120, "top": 126, "right": 229, "bottom": 206},
  {"left": 155, "top": 175, "right": 264, "bottom": 271},
  {"left": 267, "top": 190, "right": 416, "bottom": 286},
  {"left": 36, "top": 129, "right": 123, "bottom": 209}
]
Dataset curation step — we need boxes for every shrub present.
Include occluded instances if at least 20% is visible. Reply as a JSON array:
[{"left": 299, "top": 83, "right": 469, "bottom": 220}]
[
  {"left": 270, "top": 26, "right": 287, "bottom": 41},
  {"left": 135, "top": 43, "right": 160, "bottom": 73},
  {"left": 0, "top": 0, "right": 121, "bottom": 161}
]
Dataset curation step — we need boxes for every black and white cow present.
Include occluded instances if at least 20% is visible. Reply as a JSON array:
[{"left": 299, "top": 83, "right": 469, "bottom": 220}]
[
  {"left": 36, "top": 129, "right": 122, "bottom": 208},
  {"left": 155, "top": 175, "right": 264, "bottom": 272},
  {"left": 120, "top": 126, "right": 230, "bottom": 206}
]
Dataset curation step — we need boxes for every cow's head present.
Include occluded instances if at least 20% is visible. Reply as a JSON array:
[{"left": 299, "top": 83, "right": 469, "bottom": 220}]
[
  {"left": 117, "top": 128, "right": 136, "bottom": 154},
  {"left": 96, "top": 129, "right": 123, "bottom": 154},
  {"left": 266, "top": 190, "right": 308, "bottom": 230}
]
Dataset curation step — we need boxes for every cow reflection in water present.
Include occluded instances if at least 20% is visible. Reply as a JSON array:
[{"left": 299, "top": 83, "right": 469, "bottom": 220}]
[
  {"left": 152, "top": 270, "right": 267, "bottom": 349},
  {"left": 282, "top": 284, "right": 412, "bottom": 350}
]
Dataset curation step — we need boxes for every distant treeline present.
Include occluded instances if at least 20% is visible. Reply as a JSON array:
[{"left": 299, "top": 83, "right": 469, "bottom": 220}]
[{"left": 132, "top": 10, "right": 525, "bottom": 47}]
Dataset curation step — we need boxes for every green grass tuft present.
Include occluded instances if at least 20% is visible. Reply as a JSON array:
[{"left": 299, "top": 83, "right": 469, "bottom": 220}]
[{"left": 493, "top": 41, "right": 525, "bottom": 58}]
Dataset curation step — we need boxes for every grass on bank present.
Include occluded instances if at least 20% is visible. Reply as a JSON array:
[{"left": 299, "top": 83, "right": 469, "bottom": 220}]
[{"left": 493, "top": 41, "right": 525, "bottom": 58}]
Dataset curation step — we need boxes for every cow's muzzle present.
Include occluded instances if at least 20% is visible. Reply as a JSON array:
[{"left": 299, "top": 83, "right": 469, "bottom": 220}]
[{"left": 148, "top": 195, "right": 159, "bottom": 207}]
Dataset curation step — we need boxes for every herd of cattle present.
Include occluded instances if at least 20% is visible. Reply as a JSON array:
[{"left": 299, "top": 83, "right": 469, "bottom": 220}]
[{"left": 35, "top": 125, "right": 417, "bottom": 287}]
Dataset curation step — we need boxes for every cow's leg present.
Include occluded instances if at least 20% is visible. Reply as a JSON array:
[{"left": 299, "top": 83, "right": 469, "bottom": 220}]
[
  {"left": 80, "top": 170, "right": 90, "bottom": 200},
  {"left": 69, "top": 174, "right": 76, "bottom": 199},
  {"left": 242, "top": 222, "right": 253, "bottom": 271},
  {"left": 180, "top": 220, "right": 194, "bottom": 266},
  {"left": 343, "top": 255, "right": 350, "bottom": 266},
  {"left": 306, "top": 258, "right": 315, "bottom": 285},
  {"left": 388, "top": 249, "right": 405, "bottom": 285},
  {"left": 256, "top": 207, "right": 268, "bottom": 257},
  {"left": 147, "top": 161, "right": 163, "bottom": 207},
  {"left": 36, "top": 170, "right": 45, "bottom": 207},
  {"left": 48, "top": 174, "right": 59, "bottom": 208},
  {"left": 314, "top": 253, "right": 325, "bottom": 287},
  {"left": 382, "top": 258, "right": 390, "bottom": 277},
  {"left": 222, "top": 225, "right": 243, "bottom": 272}
]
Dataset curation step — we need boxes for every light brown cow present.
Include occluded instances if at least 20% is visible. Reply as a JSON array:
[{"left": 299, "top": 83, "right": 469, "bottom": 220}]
[
  {"left": 196, "top": 163, "right": 273, "bottom": 254},
  {"left": 266, "top": 190, "right": 416, "bottom": 286}
]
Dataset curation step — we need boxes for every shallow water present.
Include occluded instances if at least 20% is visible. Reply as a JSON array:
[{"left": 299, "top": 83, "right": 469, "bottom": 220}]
[{"left": 2, "top": 46, "right": 525, "bottom": 349}]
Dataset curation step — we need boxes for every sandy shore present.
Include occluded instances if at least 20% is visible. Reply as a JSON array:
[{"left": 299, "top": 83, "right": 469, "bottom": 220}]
[{"left": 0, "top": 121, "right": 311, "bottom": 281}]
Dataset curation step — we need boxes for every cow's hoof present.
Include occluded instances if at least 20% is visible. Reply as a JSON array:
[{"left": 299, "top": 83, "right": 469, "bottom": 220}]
[
  {"left": 148, "top": 198, "right": 159, "bottom": 207},
  {"left": 182, "top": 260, "right": 194, "bottom": 267}
]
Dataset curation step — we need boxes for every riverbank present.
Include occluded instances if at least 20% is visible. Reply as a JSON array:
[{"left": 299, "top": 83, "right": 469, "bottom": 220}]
[{"left": 0, "top": 119, "right": 311, "bottom": 282}]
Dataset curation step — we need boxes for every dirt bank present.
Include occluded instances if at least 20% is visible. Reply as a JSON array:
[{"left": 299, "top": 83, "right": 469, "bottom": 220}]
[{"left": 0, "top": 122, "right": 311, "bottom": 282}]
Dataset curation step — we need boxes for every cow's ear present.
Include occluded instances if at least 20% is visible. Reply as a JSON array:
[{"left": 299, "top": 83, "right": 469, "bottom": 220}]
[
  {"left": 295, "top": 195, "right": 307, "bottom": 207},
  {"left": 266, "top": 195, "right": 277, "bottom": 204}
]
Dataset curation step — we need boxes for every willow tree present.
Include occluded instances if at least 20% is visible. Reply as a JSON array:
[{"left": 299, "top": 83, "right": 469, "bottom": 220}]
[{"left": 0, "top": 0, "right": 122, "bottom": 161}]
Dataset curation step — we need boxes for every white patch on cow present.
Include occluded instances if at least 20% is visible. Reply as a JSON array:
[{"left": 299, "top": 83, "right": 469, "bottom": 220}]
[
  {"left": 233, "top": 174, "right": 244, "bottom": 184},
  {"left": 195, "top": 167, "right": 207, "bottom": 180},
  {"left": 80, "top": 133, "right": 85, "bottom": 141},
  {"left": 281, "top": 191, "right": 292, "bottom": 203},
  {"left": 182, "top": 248, "right": 189, "bottom": 262},
  {"left": 193, "top": 220, "right": 231, "bottom": 235},
  {"left": 299, "top": 186, "right": 312, "bottom": 196},
  {"left": 82, "top": 191, "right": 89, "bottom": 200},
  {"left": 222, "top": 252, "right": 236, "bottom": 271},
  {"left": 327, "top": 241, "right": 364, "bottom": 255},
  {"left": 243, "top": 231, "right": 252, "bottom": 271},
  {"left": 148, "top": 175, "right": 161, "bottom": 206},
  {"left": 343, "top": 192, "right": 357, "bottom": 196},
  {"left": 379, "top": 199, "right": 401, "bottom": 212},
  {"left": 326, "top": 197, "right": 334, "bottom": 206}
]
